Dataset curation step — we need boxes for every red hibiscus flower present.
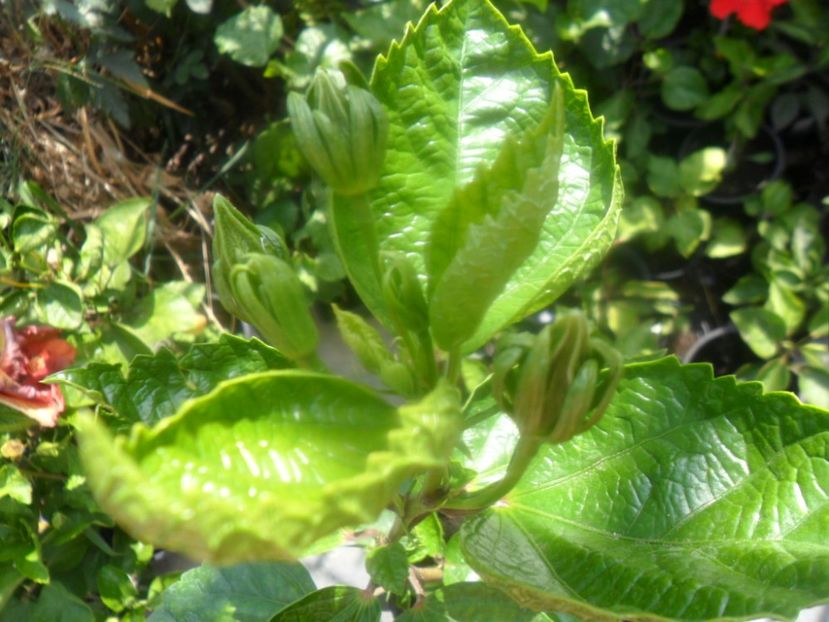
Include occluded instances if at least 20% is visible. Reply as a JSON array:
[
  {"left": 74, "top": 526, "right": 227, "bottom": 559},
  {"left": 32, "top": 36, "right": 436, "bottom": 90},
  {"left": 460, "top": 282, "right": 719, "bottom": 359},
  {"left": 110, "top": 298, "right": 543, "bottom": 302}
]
[
  {"left": 0, "top": 317, "right": 76, "bottom": 427},
  {"left": 710, "top": 0, "right": 788, "bottom": 30}
]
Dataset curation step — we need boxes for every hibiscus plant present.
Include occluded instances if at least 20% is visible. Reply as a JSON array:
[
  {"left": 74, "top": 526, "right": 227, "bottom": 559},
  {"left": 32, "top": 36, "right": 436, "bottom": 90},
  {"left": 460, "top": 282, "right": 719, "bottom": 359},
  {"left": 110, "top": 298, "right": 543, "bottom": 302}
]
[{"left": 22, "top": 0, "right": 829, "bottom": 620}]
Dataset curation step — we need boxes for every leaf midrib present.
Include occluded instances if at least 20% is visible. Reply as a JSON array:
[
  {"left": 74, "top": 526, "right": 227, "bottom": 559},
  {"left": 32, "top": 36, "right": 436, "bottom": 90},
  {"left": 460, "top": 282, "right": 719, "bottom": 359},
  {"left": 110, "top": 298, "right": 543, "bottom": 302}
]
[{"left": 503, "top": 504, "right": 829, "bottom": 551}]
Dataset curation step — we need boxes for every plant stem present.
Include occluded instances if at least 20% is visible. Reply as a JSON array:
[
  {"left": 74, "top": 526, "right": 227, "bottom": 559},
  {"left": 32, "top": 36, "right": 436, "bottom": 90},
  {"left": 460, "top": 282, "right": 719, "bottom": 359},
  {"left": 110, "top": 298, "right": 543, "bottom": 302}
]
[
  {"left": 441, "top": 434, "right": 543, "bottom": 511},
  {"left": 445, "top": 348, "right": 462, "bottom": 385}
]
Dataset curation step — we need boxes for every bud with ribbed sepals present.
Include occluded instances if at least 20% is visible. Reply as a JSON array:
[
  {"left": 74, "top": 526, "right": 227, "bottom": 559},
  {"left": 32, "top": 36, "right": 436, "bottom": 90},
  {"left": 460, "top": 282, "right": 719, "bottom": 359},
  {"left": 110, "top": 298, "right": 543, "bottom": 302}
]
[
  {"left": 512, "top": 313, "right": 623, "bottom": 445},
  {"left": 212, "top": 195, "right": 290, "bottom": 323},
  {"left": 287, "top": 69, "right": 388, "bottom": 196},
  {"left": 227, "top": 254, "right": 319, "bottom": 364}
]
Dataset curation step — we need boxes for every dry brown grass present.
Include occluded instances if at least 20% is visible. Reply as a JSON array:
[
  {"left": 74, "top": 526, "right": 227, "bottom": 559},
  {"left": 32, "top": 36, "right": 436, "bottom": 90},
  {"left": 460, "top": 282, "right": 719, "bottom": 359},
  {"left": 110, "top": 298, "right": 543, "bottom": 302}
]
[{"left": 1, "top": 10, "right": 221, "bottom": 325}]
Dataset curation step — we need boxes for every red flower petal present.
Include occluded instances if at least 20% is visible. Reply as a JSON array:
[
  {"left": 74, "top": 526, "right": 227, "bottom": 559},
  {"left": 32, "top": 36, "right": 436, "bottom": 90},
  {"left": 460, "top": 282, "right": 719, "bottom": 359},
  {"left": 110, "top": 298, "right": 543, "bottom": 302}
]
[
  {"left": 0, "top": 317, "right": 75, "bottom": 427},
  {"left": 709, "top": 0, "right": 788, "bottom": 29},
  {"left": 710, "top": 0, "right": 738, "bottom": 19},
  {"left": 738, "top": 0, "right": 773, "bottom": 29}
]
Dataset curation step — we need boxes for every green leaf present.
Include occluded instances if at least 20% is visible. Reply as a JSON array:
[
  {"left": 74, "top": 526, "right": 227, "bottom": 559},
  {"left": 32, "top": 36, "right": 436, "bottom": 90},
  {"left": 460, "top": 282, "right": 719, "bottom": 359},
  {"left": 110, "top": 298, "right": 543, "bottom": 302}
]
[
  {"left": 97, "top": 565, "right": 138, "bottom": 613},
  {"left": 428, "top": 90, "right": 566, "bottom": 350},
  {"left": 798, "top": 366, "right": 829, "bottom": 409},
  {"left": 661, "top": 67, "right": 709, "bottom": 111},
  {"left": 455, "top": 411, "right": 518, "bottom": 493},
  {"left": 56, "top": 334, "right": 290, "bottom": 428},
  {"left": 149, "top": 562, "right": 315, "bottom": 622},
  {"left": 723, "top": 275, "right": 767, "bottom": 306},
  {"left": 397, "top": 583, "right": 547, "bottom": 621},
  {"left": 13, "top": 548, "right": 49, "bottom": 584},
  {"left": 12, "top": 208, "right": 57, "bottom": 255},
  {"left": 696, "top": 84, "right": 743, "bottom": 121},
  {"left": 122, "top": 281, "right": 205, "bottom": 348},
  {"left": 269, "top": 586, "right": 381, "bottom": 622},
  {"left": 678, "top": 147, "right": 727, "bottom": 197},
  {"left": 30, "top": 582, "right": 93, "bottom": 622},
  {"left": 94, "top": 198, "right": 151, "bottom": 267},
  {"left": 34, "top": 281, "right": 84, "bottom": 330},
  {"left": 646, "top": 156, "right": 681, "bottom": 198},
  {"left": 145, "top": 0, "right": 177, "bottom": 16},
  {"left": 77, "top": 375, "right": 460, "bottom": 563},
  {"left": 706, "top": 218, "right": 748, "bottom": 259},
  {"left": 731, "top": 307, "right": 786, "bottom": 359},
  {"left": 766, "top": 279, "right": 806, "bottom": 335},
  {"left": 342, "top": 0, "right": 620, "bottom": 348},
  {"left": 637, "top": 0, "right": 683, "bottom": 39},
  {"left": 668, "top": 204, "right": 711, "bottom": 258},
  {"left": 215, "top": 7, "right": 284, "bottom": 67},
  {"left": 617, "top": 197, "right": 664, "bottom": 242},
  {"left": 0, "top": 465, "right": 31, "bottom": 505},
  {"left": 461, "top": 357, "right": 829, "bottom": 621},
  {"left": 365, "top": 542, "right": 409, "bottom": 596},
  {"left": 752, "top": 357, "right": 792, "bottom": 392}
]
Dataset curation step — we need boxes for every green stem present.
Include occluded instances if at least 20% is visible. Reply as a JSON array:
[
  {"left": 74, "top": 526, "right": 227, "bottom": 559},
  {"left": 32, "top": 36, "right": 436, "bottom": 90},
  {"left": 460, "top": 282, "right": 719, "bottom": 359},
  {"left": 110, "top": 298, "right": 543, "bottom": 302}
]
[
  {"left": 445, "top": 348, "right": 462, "bottom": 386},
  {"left": 442, "top": 434, "right": 543, "bottom": 511},
  {"left": 330, "top": 191, "right": 384, "bottom": 305}
]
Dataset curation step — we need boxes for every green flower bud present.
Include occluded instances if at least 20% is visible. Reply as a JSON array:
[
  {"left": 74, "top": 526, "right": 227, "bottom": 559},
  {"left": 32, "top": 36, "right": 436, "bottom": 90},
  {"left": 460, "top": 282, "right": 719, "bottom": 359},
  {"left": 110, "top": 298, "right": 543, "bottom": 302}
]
[
  {"left": 213, "top": 195, "right": 288, "bottom": 267},
  {"left": 511, "top": 313, "right": 622, "bottom": 445},
  {"left": 287, "top": 69, "right": 388, "bottom": 196},
  {"left": 228, "top": 253, "right": 319, "bottom": 362},
  {"left": 212, "top": 195, "right": 291, "bottom": 325}
]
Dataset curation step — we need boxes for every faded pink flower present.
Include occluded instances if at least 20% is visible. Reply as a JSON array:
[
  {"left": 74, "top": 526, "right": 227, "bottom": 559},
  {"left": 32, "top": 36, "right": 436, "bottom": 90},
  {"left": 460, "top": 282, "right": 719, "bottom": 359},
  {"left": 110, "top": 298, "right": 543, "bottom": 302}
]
[{"left": 0, "top": 317, "right": 76, "bottom": 427}]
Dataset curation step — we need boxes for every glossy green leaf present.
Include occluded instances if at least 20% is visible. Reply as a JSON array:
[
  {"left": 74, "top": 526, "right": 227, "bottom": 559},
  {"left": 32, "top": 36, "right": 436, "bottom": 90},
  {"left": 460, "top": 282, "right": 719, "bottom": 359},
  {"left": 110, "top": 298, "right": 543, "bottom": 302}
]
[
  {"left": 269, "top": 586, "right": 381, "bottom": 622},
  {"left": 149, "top": 562, "right": 315, "bottom": 622},
  {"left": 731, "top": 307, "right": 786, "bottom": 359},
  {"left": 455, "top": 411, "right": 518, "bottom": 492},
  {"left": 94, "top": 198, "right": 151, "bottom": 267},
  {"left": 396, "top": 582, "right": 547, "bottom": 621},
  {"left": 337, "top": 0, "right": 620, "bottom": 348},
  {"left": 77, "top": 375, "right": 460, "bottom": 563},
  {"left": 215, "top": 7, "right": 284, "bottom": 67},
  {"left": 29, "top": 582, "right": 93, "bottom": 622},
  {"left": 428, "top": 90, "right": 565, "bottom": 350},
  {"left": 461, "top": 357, "right": 829, "bottom": 621},
  {"left": 123, "top": 281, "right": 205, "bottom": 348},
  {"left": 56, "top": 334, "right": 290, "bottom": 428},
  {"left": 365, "top": 542, "right": 409, "bottom": 595}
]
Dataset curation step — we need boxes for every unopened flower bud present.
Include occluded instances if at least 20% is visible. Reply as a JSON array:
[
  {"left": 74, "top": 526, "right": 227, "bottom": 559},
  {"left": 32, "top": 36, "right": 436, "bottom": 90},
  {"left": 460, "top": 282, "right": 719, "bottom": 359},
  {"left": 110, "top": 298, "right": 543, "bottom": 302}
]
[
  {"left": 511, "top": 313, "right": 622, "bottom": 445},
  {"left": 212, "top": 195, "right": 290, "bottom": 324},
  {"left": 213, "top": 195, "right": 288, "bottom": 267},
  {"left": 288, "top": 69, "right": 388, "bottom": 196},
  {"left": 228, "top": 254, "right": 319, "bottom": 362}
]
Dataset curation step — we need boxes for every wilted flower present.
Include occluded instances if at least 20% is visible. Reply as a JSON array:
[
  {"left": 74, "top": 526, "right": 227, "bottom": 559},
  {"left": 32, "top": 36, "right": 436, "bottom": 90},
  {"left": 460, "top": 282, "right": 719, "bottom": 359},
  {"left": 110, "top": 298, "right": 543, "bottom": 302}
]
[
  {"left": 710, "top": 0, "right": 788, "bottom": 30},
  {"left": 0, "top": 317, "right": 76, "bottom": 427}
]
